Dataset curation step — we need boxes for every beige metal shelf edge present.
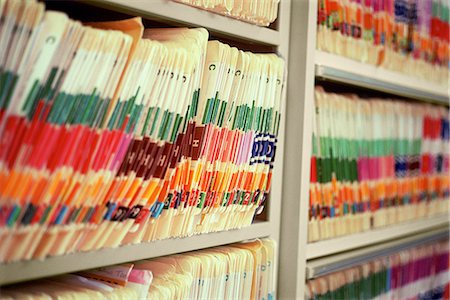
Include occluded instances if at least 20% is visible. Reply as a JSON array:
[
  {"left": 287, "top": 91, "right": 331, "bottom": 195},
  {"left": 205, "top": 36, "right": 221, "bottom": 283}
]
[
  {"left": 306, "top": 226, "right": 449, "bottom": 279},
  {"left": 88, "top": 0, "right": 280, "bottom": 46},
  {"left": 306, "top": 214, "right": 450, "bottom": 260},
  {"left": 315, "top": 50, "right": 449, "bottom": 105},
  {"left": 0, "top": 221, "right": 271, "bottom": 286}
]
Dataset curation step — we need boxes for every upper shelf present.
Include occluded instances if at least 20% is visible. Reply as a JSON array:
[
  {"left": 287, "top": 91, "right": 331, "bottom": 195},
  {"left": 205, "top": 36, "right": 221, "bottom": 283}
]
[
  {"left": 86, "top": 0, "right": 280, "bottom": 46},
  {"left": 315, "top": 51, "right": 449, "bottom": 105},
  {"left": 0, "top": 221, "right": 271, "bottom": 286},
  {"left": 306, "top": 214, "right": 449, "bottom": 260},
  {"left": 306, "top": 226, "right": 449, "bottom": 279}
]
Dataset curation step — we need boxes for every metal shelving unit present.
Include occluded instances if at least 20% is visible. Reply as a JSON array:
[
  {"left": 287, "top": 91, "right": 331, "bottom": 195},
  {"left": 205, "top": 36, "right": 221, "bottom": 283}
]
[
  {"left": 315, "top": 51, "right": 449, "bottom": 105},
  {"left": 1, "top": 0, "right": 447, "bottom": 296},
  {"left": 278, "top": 1, "right": 449, "bottom": 297},
  {"left": 0, "top": 0, "right": 292, "bottom": 289}
]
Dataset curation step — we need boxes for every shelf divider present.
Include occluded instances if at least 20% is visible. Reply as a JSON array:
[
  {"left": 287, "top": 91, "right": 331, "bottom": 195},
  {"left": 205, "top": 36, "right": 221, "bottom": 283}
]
[
  {"left": 86, "top": 0, "right": 280, "bottom": 46},
  {"left": 306, "top": 226, "right": 449, "bottom": 279},
  {"left": 315, "top": 51, "right": 449, "bottom": 105},
  {"left": 306, "top": 214, "right": 449, "bottom": 260},
  {"left": 0, "top": 222, "right": 271, "bottom": 286}
]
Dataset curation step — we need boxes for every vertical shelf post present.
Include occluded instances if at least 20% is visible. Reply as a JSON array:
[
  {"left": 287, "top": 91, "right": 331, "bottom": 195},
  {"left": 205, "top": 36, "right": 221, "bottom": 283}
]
[{"left": 278, "top": 0, "right": 318, "bottom": 298}]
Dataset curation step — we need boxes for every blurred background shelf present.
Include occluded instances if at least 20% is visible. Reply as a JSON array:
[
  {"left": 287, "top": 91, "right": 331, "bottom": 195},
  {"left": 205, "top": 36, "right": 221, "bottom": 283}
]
[
  {"left": 315, "top": 51, "right": 449, "bottom": 105},
  {"left": 306, "top": 226, "right": 449, "bottom": 279},
  {"left": 306, "top": 214, "right": 449, "bottom": 260}
]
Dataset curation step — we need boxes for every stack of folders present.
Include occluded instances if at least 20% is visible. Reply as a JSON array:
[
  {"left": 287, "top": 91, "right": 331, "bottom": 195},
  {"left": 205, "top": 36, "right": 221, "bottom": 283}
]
[
  {"left": 0, "top": 238, "right": 276, "bottom": 300},
  {"left": 306, "top": 239, "right": 450, "bottom": 300},
  {"left": 316, "top": 0, "right": 449, "bottom": 84},
  {"left": 0, "top": 0, "right": 285, "bottom": 262},
  {"left": 309, "top": 87, "right": 449, "bottom": 242},
  {"left": 172, "top": 0, "right": 279, "bottom": 26}
]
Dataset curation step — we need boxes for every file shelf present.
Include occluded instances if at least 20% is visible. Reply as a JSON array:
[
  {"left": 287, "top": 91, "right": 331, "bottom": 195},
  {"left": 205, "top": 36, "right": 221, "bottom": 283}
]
[
  {"left": 315, "top": 51, "right": 449, "bottom": 106},
  {"left": 87, "top": 0, "right": 281, "bottom": 46},
  {"left": 306, "top": 226, "right": 449, "bottom": 279},
  {"left": 278, "top": 1, "right": 450, "bottom": 298},
  {"left": 306, "top": 214, "right": 450, "bottom": 260},
  {"left": 0, "top": 0, "right": 292, "bottom": 290},
  {"left": 0, "top": 221, "right": 272, "bottom": 285}
]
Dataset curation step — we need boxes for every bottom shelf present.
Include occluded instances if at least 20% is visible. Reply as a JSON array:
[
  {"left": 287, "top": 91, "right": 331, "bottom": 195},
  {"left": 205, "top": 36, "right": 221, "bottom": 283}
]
[
  {"left": 306, "top": 226, "right": 449, "bottom": 279},
  {"left": 0, "top": 221, "right": 272, "bottom": 285},
  {"left": 306, "top": 214, "right": 450, "bottom": 260}
]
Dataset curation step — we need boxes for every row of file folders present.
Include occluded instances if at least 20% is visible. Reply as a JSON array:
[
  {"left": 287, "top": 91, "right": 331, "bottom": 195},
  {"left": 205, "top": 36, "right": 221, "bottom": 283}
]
[
  {"left": 0, "top": 238, "right": 276, "bottom": 299},
  {"left": 306, "top": 238, "right": 450, "bottom": 300},
  {"left": 0, "top": 0, "right": 285, "bottom": 262},
  {"left": 317, "top": 0, "right": 449, "bottom": 84},
  {"left": 308, "top": 87, "right": 449, "bottom": 242}
]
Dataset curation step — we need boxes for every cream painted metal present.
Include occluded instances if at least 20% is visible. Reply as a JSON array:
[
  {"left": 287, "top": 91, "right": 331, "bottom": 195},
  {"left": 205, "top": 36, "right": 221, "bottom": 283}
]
[
  {"left": 278, "top": 0, "right": 318, "bottom": 299},
  {"left": 306, "top": 215, "right": 450, "bottom": 260},
  {"left": 89, "top": 0, "right": 281, "bottom": 46},
  {"left": 306, "top": 226, "right": 449, "bottom": 279},
  {"left": 0, "top": 0, "right": 291, "bottom": 287},
  {"left": 0, "top": 221, "right": 272, "bottom": 285},
  {"left": 315, "top": 50, "right": 449, "bottom": 105}
]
